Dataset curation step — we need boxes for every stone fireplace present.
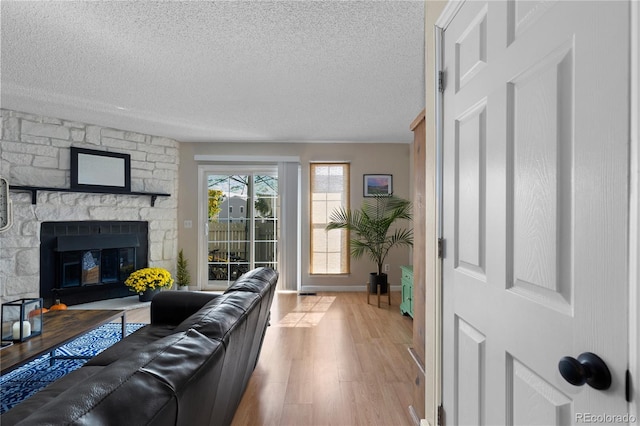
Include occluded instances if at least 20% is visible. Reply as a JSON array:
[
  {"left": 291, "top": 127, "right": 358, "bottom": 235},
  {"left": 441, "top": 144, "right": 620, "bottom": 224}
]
[
  {"left": 0, "top": 109, "right": 179, "bottom": 307},
  {"left": 40, "top": 221, "right": 149, "bottom": 306}
]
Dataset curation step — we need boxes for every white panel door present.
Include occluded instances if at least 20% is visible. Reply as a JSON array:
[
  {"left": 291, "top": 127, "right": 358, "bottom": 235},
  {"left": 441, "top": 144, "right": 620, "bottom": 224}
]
[{"left": 441, "top": 1, "right": 630, "bottom": 424}]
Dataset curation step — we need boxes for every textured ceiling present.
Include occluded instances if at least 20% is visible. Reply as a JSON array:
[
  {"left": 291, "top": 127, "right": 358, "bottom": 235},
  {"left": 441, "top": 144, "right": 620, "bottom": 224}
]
[{"left": 1, "top": 1, "right": 425, "bottom": 143}]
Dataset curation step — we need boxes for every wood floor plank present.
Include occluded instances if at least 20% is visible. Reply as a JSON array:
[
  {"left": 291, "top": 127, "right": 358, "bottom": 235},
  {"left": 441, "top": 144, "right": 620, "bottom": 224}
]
[{"left": 123, "top": 307, "right": 150, "bottom": 324}]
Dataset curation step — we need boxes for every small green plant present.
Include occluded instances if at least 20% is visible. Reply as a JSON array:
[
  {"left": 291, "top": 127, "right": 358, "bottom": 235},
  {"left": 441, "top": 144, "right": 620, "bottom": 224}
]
[{"left": 176, "top": 249, "right": 191, "bottom": 287}]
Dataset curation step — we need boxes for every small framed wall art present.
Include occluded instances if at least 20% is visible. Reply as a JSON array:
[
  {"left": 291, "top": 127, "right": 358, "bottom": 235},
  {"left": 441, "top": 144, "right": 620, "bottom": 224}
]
[
  {"left": 70, "top": 147, "right": 131, "bottom": 193},
  {"left": 363, "top": 174, "right": 392, "bottom": 197}
]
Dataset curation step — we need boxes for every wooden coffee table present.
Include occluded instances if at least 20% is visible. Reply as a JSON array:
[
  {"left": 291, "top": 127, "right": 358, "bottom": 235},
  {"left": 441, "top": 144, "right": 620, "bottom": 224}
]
[{"left": 0, "top": 309, "right": 126, "bottom": 376}]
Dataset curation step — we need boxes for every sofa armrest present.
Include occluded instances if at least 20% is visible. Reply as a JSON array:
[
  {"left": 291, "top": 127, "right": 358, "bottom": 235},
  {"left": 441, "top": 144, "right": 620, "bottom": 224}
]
[{"left": 150, "top": 291, "right": 220, "bottom": 325}]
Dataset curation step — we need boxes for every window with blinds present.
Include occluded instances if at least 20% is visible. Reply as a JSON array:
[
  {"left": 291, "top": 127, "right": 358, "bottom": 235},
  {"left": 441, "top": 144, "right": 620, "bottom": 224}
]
[{"left": 310, "top": 163, "right": 349, "bottom": 274}]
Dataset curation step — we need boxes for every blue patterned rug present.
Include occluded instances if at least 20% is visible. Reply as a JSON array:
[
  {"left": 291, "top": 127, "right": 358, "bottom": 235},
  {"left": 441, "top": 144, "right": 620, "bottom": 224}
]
[{"left": 0, "top": 322, "right": 146, "bottom": 414}]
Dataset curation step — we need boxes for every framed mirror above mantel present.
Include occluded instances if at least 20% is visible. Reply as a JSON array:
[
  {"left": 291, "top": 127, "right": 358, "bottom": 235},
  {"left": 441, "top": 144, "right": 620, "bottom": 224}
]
[{"left": 70, "top": 147, "right": 131, "bottom": 193}]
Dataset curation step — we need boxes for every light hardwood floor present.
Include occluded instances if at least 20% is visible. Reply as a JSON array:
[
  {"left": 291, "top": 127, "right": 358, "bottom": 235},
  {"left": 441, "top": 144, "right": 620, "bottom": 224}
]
[
  {"left": 123, "top": 291, "right": 416, "bottom": 426},
  {"left": 124, "top": 305, "right": 151, "bottom": 324}
]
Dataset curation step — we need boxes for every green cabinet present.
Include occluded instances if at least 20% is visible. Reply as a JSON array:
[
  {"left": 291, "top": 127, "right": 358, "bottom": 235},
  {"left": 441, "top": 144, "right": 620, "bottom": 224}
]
[{"left": 400, "top": 265, "right": 414, "bottom": 317}]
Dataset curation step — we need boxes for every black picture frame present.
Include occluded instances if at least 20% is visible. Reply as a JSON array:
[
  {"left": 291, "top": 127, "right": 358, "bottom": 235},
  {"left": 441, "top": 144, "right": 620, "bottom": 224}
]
[
  {"left": 363, "top": 174, "right": 393, "bottom": 197},
  {"left": 70, "top": 147, "right": 131, "bottom": 193}
]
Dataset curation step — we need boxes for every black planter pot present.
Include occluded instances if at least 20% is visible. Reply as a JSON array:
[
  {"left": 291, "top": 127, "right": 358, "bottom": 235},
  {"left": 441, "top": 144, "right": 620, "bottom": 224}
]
[
  {"left": 369, "top": 272, "right": 388, "bottom": 294},
  {"left": 139, "top": 289, "right": 159, "bottom": 302}
]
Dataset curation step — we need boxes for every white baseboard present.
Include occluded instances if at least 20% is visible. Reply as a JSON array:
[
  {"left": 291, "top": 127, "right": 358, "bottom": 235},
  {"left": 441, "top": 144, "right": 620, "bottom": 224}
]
[{"left": 299, "top": 285, "right": 401, "bottom": 293}]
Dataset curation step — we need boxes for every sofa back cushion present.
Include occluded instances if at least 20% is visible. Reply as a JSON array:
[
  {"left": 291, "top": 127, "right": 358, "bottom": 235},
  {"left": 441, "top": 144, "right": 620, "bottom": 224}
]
[
  {"left": 86, "top": 324, "right": 175, "bottom": 366},
  {"left": 224, "top": 267, "right": 278, "bottom": 298},
  {"left": 174, "top": 292, "right": 260, "bottom": 341},
  {"left": 173, "top": 290, "right": 273, "bottom": 424},
  {"left": 151, "top": 291, "right": 219, "bottom": 325}
]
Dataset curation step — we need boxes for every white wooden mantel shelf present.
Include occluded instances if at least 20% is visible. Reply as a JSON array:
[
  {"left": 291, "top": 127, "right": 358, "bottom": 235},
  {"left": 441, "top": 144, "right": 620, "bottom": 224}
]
[{"left": 9, "top": 185, "right": 170, "bottom": 207}]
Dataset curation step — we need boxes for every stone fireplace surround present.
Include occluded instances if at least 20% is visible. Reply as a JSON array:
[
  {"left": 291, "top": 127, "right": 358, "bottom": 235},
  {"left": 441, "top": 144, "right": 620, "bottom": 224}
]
[{"left": 0, "top": 109, "right": 179, "bottom": 307}]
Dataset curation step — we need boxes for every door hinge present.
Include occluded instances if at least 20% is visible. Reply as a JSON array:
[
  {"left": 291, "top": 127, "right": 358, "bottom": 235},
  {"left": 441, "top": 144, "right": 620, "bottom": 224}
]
[
  {"left": 438, "top": 238, "right": 445, "bottom": 258},
  {"left": 437, "top": 404, "right": 444, "bottom": 426},
  {"left": 438, "top": 71, "right": 445, "bottom": 93},
  {"left": 626, "top": 369, "right": 632, "bottom": 402}
]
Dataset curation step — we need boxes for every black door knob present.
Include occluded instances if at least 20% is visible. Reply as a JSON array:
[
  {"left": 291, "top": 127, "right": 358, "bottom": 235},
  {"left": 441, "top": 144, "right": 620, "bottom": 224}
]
[{"left": 558, "top": 352, "right": 611, "bottom": 390}]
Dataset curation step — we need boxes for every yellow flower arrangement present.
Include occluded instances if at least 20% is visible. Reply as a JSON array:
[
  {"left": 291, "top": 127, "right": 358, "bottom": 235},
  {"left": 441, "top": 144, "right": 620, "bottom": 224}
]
[{"left": 125, "top": 267, "right": 174, "bottom": 293}]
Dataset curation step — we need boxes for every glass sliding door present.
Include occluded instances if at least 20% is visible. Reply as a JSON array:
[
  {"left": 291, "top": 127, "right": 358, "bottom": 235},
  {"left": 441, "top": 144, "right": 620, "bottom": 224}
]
[{"left": 205, "top": 170, "right": 278, "bottom": 289}]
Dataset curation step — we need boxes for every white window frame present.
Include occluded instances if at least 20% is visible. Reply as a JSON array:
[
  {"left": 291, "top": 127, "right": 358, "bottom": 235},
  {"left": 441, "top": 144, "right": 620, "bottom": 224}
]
[{"left": 309, "top": 162, "right": 350, "bottom": 275}]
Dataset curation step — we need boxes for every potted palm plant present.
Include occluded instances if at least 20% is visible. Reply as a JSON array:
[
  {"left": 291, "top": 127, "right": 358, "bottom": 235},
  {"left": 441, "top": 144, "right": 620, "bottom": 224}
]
[{"left": 326, "top": 194, "right": 413, "bottom": 293}]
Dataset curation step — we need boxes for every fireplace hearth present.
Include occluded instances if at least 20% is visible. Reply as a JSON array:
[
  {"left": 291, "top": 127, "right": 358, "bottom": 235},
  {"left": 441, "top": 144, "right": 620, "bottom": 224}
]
[{"left": 40, "top": 221, "right": 148, "bottom": 307}]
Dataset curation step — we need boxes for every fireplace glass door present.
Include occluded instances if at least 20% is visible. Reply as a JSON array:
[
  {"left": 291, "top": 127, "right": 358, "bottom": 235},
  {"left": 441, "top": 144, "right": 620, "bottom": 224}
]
[{"left": 58, "top": 248, "right": 136, "bottom": 288}]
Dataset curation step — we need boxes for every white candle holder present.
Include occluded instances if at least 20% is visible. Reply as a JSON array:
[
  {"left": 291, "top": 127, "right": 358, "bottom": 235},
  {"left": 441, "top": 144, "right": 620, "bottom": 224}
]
[{"left": 1, "top": 298, "right": 43, "bottom": 342}]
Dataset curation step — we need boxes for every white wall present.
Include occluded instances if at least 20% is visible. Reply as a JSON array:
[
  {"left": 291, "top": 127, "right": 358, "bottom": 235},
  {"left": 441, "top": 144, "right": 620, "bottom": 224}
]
[{"left": 0, "top": 109, "right": 179, "bottom": 305}]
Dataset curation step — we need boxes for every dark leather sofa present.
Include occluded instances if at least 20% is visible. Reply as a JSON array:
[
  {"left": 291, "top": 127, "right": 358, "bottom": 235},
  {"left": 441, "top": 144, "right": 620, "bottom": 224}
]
[{"left": 1, "top": 267, "right": 278, "bottom": 426}]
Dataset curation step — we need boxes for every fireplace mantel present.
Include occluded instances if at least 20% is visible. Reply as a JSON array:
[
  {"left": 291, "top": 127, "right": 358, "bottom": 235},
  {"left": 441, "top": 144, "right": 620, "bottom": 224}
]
[{"left": 10, "top": 185, "right": 170, "bottom": 206}]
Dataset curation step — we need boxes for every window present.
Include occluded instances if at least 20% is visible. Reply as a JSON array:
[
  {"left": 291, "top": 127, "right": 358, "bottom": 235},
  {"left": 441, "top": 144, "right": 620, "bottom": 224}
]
[{"left": 310, "top": 163, "right": 349, "bottom": 274}]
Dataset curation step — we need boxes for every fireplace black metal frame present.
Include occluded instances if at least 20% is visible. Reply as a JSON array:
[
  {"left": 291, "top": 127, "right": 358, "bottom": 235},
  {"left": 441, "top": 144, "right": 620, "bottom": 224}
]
[{"left": 40, "top": 221, "right": 149, "bottom": 307}]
